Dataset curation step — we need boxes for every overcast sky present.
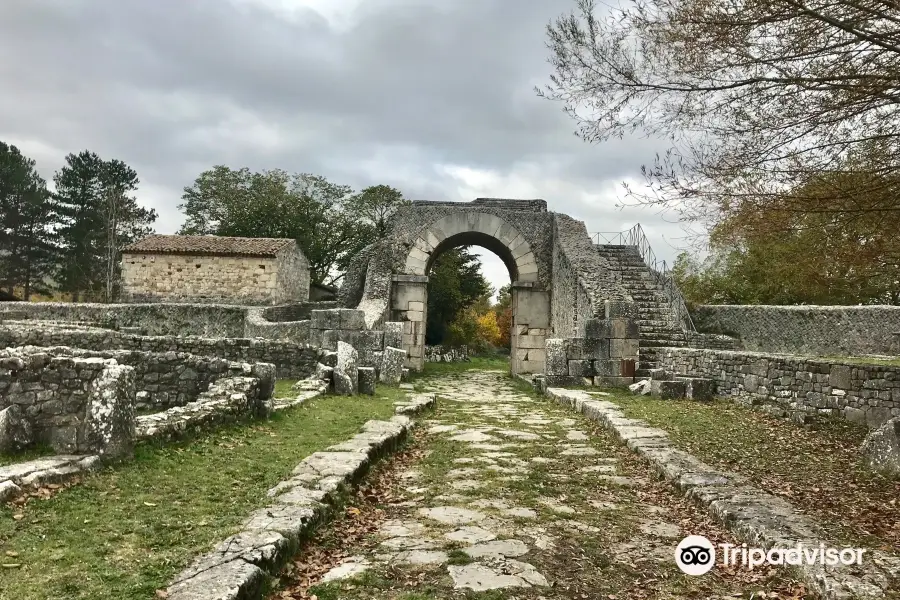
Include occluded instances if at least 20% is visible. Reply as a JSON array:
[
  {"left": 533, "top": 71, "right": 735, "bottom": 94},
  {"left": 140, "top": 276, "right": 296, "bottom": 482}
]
[{"left": 0, "top": 0, "right": 696, "bottom": 295}]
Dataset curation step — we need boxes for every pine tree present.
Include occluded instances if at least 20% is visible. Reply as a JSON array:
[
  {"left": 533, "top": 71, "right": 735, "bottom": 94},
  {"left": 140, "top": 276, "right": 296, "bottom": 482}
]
[
  {"left": 53, "top": 151, "right": 155, "bottom": 302},
  {"left": 0, "top": 142, "right": 57, "bottom": 299}
]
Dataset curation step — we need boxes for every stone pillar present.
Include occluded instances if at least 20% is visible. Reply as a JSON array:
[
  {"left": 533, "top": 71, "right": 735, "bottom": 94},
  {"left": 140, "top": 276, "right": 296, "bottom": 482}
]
[
  {"left": 391, "top": 274, "right": 428, "bottom": 371},
  {"left": 511, "top": 283, "right": 551, "bottom": 375}
]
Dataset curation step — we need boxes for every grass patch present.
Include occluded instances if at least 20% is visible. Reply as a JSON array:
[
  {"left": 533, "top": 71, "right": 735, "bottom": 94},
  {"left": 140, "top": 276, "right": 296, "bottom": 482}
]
[
  {"left": 446, "top": 548, "right": 473, "bottom": 565},
  {"left": 274, "top": 378, "right": 299, "bottom": 398},
  {"left": 0, "top": 393, "right": 396, "bottom": 600},
  {"left": 419, "top": 355, "right": 509, "bottom": 376},
  {"left": 611, "top": 393, "right": 900, "bottom": 550}
]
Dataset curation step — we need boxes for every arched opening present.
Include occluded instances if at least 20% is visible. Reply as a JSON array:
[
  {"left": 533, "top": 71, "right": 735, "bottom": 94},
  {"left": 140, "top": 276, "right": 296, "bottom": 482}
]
[
  {"left": 423, "top": 237, "right": 514, "bottom": 362},
  {"left": 391, "top": 212, "right": 551, "bottom": 374}
]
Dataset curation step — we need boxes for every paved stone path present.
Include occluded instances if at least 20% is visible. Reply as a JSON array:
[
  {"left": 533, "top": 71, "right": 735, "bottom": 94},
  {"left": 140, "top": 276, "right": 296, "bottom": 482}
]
[{"left": 310, "top": 370, "right": 799, "bottom": 598}]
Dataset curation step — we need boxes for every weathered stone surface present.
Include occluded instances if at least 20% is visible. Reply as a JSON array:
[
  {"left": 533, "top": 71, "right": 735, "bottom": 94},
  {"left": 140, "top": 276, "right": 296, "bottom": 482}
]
[
  {"left": 121, "top": 236, "right": 310, "bottom": 306},
  {"left": 395, "top": 393, "right": 436, "bottom": 416},
  {"left": 650, "top": 379, "right": 686, "bottom": 400},
  {"left": 314, "top": 362, "right": 333, "bottom": 383},
  {"left": 320, "top": 557, "right": 370, "bottom": 582},
  {"left": 684, "top": 377, "right": 715, "bottom": 402},
  {"left": 861, "top": 417, "right": 900, "bottom": 477},
  {"left": 463, "top": 539, "right": 529, "bottom": 558},
  {"left": 136, "top": 376, "right": 267, "bottom": 442},
  {"left": 425, "top": 345, "right": 469, "bottom": 363},
  {"left": 379, "top": 347, "right": 406, "bottom": 384},
  {"left": 417, "top": 506, "right": 487, "bottom": 525},
  {"left": 333, "top": 341, "right": 358, "bottom": 396},
  {"left": 167, "top": 559, "right": 267, "bottom": 600},
  {"left": 0, "top": 479, "right": 22, "bottom": 501},
  {"left": 628, "top": 379, "right": 651, "bottom": 396},
  {"left": 86, "top": 363, "right": 136, "bottom": 458},
  {"left": 250, "top": 362, "right": 276, "bottom": 400},
  {"left": 383, "top": 322, "right": 403, "bottom": 350},
  {"left": 544, "top": 339, "right": 567, "bottom": 377},
  {"left": 320, "top": 351, "right": 338, "bottom": 368},
  {"left": 358, "top": 367, "right": 376, "bottom": 395},
  {"left": 693, "top": 304, "right": 900, "bottom": 356},
  {"left": 0, "top": 405, "right": 33, "bottom": 452}
]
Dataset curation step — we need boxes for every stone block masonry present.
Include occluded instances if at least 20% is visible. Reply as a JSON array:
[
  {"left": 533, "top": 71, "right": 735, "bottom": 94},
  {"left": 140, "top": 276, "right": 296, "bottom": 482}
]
[
  {"left": 121, "top": 236, "right": 310, "bottom": 306},
  {"left": 425, "top": 345, "right": 469, "bottom": 363},
  {"left": 657, "top": 347, "right": 900, "bottom": 427},
  {"left": 0, "top": 323, "right": 319, "bottom": 380},
  {"left": 390, "top": 275, "right": 428, "bottom": 371},
  {"left": 11, "top": 345, "right": 276, "bottom": 412},
  {"left": 693, "top": 305, "right": 900, "bottom": 356},
  {"left": 544, "top": 317, "right": 639, "bottom": 387},
  {"left": 0, "top": 347, "right": 135, "bottom": 458},
  {"left": 136, "top": 375, "right": 269, "bottom": 442},
  {"left": 0, "top": 302, "right": 249, "bottom": 337}
]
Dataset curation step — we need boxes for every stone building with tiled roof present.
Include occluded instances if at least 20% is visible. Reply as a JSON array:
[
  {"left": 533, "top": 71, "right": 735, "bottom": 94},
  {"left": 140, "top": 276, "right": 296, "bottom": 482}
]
[{"left": 120, "top": 235, "right": 309, "bottom": 305}]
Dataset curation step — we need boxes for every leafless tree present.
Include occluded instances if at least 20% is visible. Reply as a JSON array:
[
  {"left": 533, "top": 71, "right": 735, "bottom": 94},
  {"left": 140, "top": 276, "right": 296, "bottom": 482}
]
[{"left": 539, "top": 0, "right": 900, "bottom": 229}]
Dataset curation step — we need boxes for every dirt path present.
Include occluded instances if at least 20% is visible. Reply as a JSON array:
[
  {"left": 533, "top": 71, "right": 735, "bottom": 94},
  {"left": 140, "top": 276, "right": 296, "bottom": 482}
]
[{"left": 288, "top": 370, "right": 804, "bottom": 599}]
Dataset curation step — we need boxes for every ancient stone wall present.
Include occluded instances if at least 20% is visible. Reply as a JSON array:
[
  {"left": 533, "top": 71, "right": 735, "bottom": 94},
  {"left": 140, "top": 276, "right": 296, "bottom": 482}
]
[
  {"left": 543, "top": 318, "right": 640, "bottom": 386},
  {"left": 135, "top": 374, "right": 271, "bottom": 442},
  {"left": 121, "top": 253, "right": 279, "bottom": 304},
  {"left": 0, "top": 324, "right": 318, "bottom": 379},
  {"left": 0, "top": 302, "right": 248, "bottom": 337},
  {"left": 121, "top": 244, "right": 309, "bottom": 305},
  {"left": 657, "top": 347, "right": 900, "bottom": 427},
  {"left": 424, "top": 345, "right": 469, "bottom": 363},
  {"left": 274, "top": 246, "right": 311, "bottom": 304},
  {"left": 693, "top": 305, "right": 900, "bottom": 356},
  {"left": 19, "top": 345, "right": 271, "bottom": 411},
  {"left": 0, "top": 348, "right": 135, "bottom": 457},
  {"left": 550, "top": 214, "right": 633, "bottom": 337}
]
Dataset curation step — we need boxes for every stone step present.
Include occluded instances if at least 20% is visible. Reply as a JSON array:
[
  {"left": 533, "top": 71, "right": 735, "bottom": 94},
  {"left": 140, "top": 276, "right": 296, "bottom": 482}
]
[{"left": 640, "top": 340, "right": 687, "bottom": 348}]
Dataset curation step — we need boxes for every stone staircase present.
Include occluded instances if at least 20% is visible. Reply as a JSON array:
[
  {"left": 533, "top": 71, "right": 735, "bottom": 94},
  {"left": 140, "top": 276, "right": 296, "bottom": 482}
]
[{"left": 595, "top": 244, "right": 689, "bottom": 376}]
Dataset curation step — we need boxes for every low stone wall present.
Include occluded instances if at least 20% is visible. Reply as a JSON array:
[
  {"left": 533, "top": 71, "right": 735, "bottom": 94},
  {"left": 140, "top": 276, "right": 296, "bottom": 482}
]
[
  {"left": 136, "top": 375, "right": 269, "bottom": 441},
  {"left": 0, "top": 302, "right": 248, "bottom": 338},
  {"left": 18, "top": 345, "right": 274, "bottom": 411},
  {"left": 0, "top": 348, "right": 135, "bottom": 457},
  {"left": 693, "top": 305, "right": 900, "bottom": 356},
  {"left": 657, "top": 347, "right": 900, "bottom": 427},
  {"left": 0, "top": 323, "right": 319, "bottom": 380},
  {"left": 245, "top": 308, "right": 311, "bottom": 343},
  {"left": 424, "top": 345, "right": 469, "bottom": 363},
  {"left": 262, "top": 302, "right": 340, "bottom": 322}
]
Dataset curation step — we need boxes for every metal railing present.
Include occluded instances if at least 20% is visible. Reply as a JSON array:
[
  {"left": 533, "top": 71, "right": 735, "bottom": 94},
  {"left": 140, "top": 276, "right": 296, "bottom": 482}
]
[{"left": 592, "top": 224, "right": 697, "bottom": 339}]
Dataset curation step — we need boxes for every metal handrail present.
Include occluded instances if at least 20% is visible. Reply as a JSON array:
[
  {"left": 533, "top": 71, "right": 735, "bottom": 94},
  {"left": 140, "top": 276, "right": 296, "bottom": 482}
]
[{"left": 592, "top": 224, "right": 697, "bottom": 339}]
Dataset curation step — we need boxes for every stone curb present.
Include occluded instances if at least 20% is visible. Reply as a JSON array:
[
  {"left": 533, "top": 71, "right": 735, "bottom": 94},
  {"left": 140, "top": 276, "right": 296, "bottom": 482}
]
[
  {"left": 0, "top": 455, "right": 100, "bottom": 502},
  {"left": 164, "top": 392, "right": 437, "bottom": 600},
  {"left": 544, "top": 387, "right": 899, "bottom": 600},
  {"left": 395, "top": 393, "right": 437, "bottom": 415}
]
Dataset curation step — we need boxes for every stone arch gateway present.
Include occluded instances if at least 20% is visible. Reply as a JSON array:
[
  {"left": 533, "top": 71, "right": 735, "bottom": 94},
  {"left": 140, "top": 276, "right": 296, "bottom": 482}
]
[{"left": 339, "top": 198, "right": 640, "bottom": 376}]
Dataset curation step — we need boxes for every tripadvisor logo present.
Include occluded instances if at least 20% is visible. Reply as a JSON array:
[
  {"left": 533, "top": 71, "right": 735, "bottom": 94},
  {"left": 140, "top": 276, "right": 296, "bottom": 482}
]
[
  {"left": 675, "top": 535, "right": 716, "bottom": 575},
  {"left": 675, "top": 535, "right": 867, "bottom": 575}
]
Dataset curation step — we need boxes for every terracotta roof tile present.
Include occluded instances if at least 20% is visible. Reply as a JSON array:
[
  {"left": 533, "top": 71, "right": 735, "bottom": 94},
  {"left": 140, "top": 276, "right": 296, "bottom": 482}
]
[{"left": 122, "top": 235, "right": 295, "bottom": 257}]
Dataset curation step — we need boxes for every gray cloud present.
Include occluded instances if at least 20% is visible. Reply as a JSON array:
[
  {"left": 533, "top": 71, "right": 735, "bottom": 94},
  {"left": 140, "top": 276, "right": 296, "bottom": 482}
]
[{"left": 0, "top": 0, "right": 691, "bottom": 286}]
